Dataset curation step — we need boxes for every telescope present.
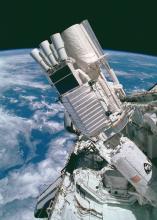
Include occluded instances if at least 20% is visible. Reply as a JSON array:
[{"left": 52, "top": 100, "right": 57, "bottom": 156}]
[
  {"left": 31, "top": 20, "right": 157, "bottom": 220},
  {"left": 30, "top": 48, "right": 50, "bottom": 72},
  {"left": 39, "top": 40, "right": 58, "bottom": 67},
  {"left": 51, "top": 33, "right": 68, "bottom": 61}
]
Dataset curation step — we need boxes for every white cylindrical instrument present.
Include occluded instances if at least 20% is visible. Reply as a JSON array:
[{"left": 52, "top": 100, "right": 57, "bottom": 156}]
[
  {"left": 40, "top": 40, "right": 58, "bottom": 66},
  {"left": 62, "top": 24, "right": 98, "bottom": 72},
  {"left": 30, "top": 48, "right": 50, "bottom": 72},
  {"left": 50, "top": 43, "right": 59, "bottom": 60},
  {"left": 111, "top": 137, "right": 157, "bottom": 205},
  {"left": 51, "top": 33, "right": 68, "bottom": 61},
  {"left": 39, "top": 49, "right": 51, "bottom": 67}
]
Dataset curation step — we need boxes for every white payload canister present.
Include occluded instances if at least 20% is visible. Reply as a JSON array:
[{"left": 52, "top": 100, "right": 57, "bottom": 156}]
[
  {"left": 61, "top": 24, "right": 98, "bottom": 75},
  {"left": 111, "top": 137, "right": 157, "bottom": 206}
]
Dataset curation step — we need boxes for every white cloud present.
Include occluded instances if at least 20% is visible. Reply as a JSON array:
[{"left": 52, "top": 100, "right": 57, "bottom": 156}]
[
  {"left": 0, "top": 101, "right": 64, "bottom": 171},
  {"left": 0, "top": 134, "right": 75, "bottom": 220},
  {"left": 0, "top": 161, "right": 57, "bottom": 205},
  {"left": 114, "top": 70, "right": 128, "bottom": 76},
  {"left": 0, "top": 50, "right": 70, "bottom": 219},
  {"left": 0, "top": 198, "right": 36, "bottom": 220},
  {"left": 46, "top": 135, "right": 75, "bottom": 164},
  {"left": 0, "top": 130, "right": 75, "bottom": 206},
  {"left": 32, "top": 109, "right": 64, "bottom": 132},
  {"left": 0, "top": 52, "right": 49, "bottom": 92},
  {"left": 0, "top": 108, "right": 34, "bottom": 170}
]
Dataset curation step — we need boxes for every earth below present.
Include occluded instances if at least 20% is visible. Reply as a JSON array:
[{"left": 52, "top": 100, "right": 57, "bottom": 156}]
[{"left": 0, "top": 49, "right": 156, "bottom": 220}]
